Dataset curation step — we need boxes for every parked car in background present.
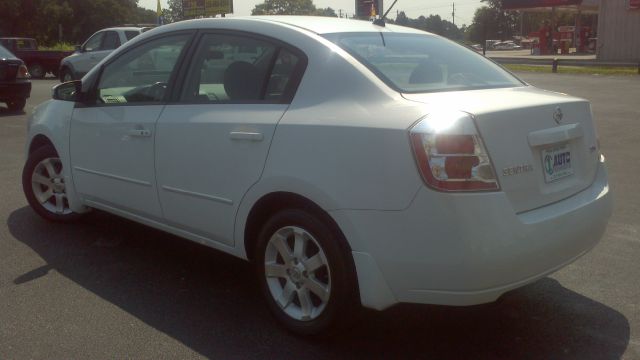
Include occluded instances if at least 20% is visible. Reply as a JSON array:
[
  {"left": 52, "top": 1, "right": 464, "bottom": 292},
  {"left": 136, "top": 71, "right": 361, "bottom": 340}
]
[
  {"left": 494, "top": 41, "right": 523, "bottom": 50},
  {"left": 23, "top": 17, "right": 612, "bottom": 335},
  {"left": 58, "top": 27, "right": 150, "bottom": 82},
  {"left": 0, "top": 37, "right": 72, "bottom": 79},
  {"left": 0, "top": 45, "right": 31, "bottom": 111}
]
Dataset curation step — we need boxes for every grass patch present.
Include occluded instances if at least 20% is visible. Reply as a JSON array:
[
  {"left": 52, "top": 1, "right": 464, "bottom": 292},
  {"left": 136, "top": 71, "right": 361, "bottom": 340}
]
[
  {"left": 504, "top": 64, "right": 639, "bottom": 76},
  {"left": 39, "top": 42, "right": 76, "bottom": 51}
]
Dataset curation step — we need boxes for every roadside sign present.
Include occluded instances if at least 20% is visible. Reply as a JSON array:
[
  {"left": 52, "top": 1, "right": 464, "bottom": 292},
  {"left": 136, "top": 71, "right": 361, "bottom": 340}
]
[
  {"left": 355, "top": 0, "right": 383, "bottom": 18},
  {"left": 630, "top": 0, "right": 640, "bottom": 9},
  {"left": 183, "top": 0, "right": 233, "bottom": 18}
]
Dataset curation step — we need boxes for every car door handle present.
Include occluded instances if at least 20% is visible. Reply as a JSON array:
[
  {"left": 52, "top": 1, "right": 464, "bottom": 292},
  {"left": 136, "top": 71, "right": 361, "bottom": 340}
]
[
  {"left": 229, "top": 132, "right": 263, "bottom": 141},
  {"left": 128, "top": 129, "right": 152, "bottom": 137}
]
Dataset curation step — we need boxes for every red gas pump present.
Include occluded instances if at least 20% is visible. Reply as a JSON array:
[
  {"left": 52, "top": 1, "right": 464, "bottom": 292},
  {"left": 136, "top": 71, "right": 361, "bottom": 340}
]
[
  {"left": 538, "top": 24, "right": 552, "bottom": 55},
  {"left": 578, "top": 27, "right": 591, "bottom": 53}
]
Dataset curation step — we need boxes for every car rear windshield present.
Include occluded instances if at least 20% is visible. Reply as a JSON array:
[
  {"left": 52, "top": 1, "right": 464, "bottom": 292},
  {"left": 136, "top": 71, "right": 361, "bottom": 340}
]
[
  {"left": 0, "top": 45, "right": 14, "bottom": 59},
  {"left": 323, "top": 32, "right": 523, "bottom": 93}
]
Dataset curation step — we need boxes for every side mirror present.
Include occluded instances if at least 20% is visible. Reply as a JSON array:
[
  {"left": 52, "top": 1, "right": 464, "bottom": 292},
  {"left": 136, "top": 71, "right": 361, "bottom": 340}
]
[{"left": 52, "top": 80, "right": 82, "bottom": 102}]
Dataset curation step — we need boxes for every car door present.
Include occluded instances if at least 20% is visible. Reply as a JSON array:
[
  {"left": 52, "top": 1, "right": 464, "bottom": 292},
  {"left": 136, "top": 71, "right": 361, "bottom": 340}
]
[
  {"left": 70, "top": 32, "right": 193, "bottom": 219},
  {"left": 155, "top": 32, "right": 306, "bottom": 245}
]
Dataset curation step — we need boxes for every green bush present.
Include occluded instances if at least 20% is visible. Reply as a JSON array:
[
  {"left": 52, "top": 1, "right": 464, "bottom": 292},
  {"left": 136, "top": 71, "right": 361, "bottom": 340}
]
[{"left": 39, "top": 42, "right": 76, "bottom": 51}]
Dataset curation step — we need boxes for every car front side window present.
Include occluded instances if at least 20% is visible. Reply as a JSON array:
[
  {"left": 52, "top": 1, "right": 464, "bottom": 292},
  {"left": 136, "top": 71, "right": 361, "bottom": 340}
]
[
  {"left": 95, "top": 33, "right": 190, "bottom": 105},
  {"left": 84, "top": 32, "right": 104, "bottom": 52}
]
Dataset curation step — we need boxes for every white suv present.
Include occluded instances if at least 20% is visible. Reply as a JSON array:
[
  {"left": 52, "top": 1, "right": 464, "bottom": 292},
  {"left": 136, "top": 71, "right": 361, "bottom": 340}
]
[{"left": 58, "top": 27, "right": 149, "bottom": 82}]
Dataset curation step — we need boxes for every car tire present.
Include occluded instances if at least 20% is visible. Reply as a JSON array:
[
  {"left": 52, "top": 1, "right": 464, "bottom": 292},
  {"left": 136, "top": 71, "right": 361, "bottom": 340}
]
[
  {"left": 22, "top": 145, "right": 83, "bottom": 222},
  {"left": 255, "top": 208, "right": 359, "bottom": 335},
  {"left": 29, "top": 63, "right": 45, "bottom": 79},
  {"left": 60, "top": 68, "right": 74, "bottom": 83},
  {"left": 6, "top": 99, "right": 26, "bottom": 111}
]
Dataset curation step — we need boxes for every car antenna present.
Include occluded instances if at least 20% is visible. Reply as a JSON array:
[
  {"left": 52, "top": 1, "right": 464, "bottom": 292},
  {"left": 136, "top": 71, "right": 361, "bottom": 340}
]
[{"left": 373, "top": 0, "right": 399, "bottom": 27}]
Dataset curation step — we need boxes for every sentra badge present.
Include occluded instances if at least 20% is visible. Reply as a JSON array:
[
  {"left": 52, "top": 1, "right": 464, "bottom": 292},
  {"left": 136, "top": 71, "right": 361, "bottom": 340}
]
[{"left": 502, "top": 164, "right": 534, "bottom": 177}]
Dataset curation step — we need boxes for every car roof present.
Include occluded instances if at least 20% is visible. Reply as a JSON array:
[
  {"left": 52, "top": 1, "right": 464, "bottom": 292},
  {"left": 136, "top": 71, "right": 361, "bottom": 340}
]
[
  {"left": 100, "top": 27, "right": 145, "bottom": 32},
  {"left": 248, "top": 16, "right": 427, "bottom": 35},
  {"left": 167, "top": 16, "right": 428, "bottom": 36}
]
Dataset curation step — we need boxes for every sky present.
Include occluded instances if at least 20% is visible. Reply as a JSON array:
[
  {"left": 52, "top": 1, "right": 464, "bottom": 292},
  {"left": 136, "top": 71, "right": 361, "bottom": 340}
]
[{"left": 139, "top": 0, "right": 486, "bottom": 27}]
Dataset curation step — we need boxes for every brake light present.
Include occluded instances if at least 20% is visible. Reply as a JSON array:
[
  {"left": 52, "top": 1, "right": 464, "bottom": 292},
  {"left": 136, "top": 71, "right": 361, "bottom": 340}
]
[
  {"left": 16, "top": 65, "right": 30, "bottom": 79},
  {"left": 410, "top": 111, "right": 499, "bottom": 192}
]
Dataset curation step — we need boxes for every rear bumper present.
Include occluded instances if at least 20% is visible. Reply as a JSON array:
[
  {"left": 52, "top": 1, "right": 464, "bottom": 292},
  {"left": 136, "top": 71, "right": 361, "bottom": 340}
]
[
  {"left": 333, "top": 157, "right": 612, "bottom": 310},
  {"left": 0, "top": 80, "right": 31, "bottom": 101}
]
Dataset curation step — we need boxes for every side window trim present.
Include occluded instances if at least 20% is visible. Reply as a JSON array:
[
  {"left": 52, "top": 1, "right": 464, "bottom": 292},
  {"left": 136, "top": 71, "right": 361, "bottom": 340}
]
[
  {"left": 170, "top": 29, "right": 308, "bottom": 106},
  {"left": 82, "top": 30, "right": 197, "bottom": 108}
]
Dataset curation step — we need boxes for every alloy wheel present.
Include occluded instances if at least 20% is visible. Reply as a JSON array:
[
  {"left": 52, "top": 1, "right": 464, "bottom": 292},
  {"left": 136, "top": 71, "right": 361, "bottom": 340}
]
[
  {"left": 31, "top": 157, "right": 72, "bottom": 215},
  {"left": 264, "top": 226, "right": 331, "bottom": 321}
]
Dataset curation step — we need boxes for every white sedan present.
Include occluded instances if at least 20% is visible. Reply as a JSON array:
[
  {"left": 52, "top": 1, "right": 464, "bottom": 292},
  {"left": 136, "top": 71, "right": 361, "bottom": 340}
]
[{"left": 23, "top": 16, "right": 612, "bottom": 335}]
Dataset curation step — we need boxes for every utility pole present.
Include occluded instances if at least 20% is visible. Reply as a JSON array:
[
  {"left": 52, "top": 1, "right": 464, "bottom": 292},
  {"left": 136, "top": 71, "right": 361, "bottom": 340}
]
[
  {"left": 452, "top": 2, "right": 455, "bottom": 26},
  {"left": 339, "top": 9, "right": 343, "bottom": 18}
]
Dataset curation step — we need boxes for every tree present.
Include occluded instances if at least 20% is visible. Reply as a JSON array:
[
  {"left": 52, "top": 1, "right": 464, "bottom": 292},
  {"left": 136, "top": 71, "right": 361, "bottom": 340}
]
[
  {"left": 393, "top": 12, "right": 464, "bottom": 40},
  {"left": 465, "top": 0, "right": 518, "bottom": 42},
  {"left": 0, "top": 0, "right": 160, "bottom": 46},
  {"left": 314, "top": 7, "right": 338, "bottom": 17},
  {"left": 395, "top": 11, "right": 410, "bottom": 26},
  {"left": 251, "top": 0, "right": 317, "bottom": 15},
  {"left": 164, "top": 0, "right": 184, "bottom": 23}
]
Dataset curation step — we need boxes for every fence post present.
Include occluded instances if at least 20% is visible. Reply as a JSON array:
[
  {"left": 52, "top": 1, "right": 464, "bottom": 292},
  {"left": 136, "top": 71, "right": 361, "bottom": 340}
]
[{"left": 552, "top": 58, "right": 559, "bottom": 73}]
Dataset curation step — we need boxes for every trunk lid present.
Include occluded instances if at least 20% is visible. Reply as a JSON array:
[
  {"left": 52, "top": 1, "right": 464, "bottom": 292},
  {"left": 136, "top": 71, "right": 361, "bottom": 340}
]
[{"left": 404, "top": 86, "right": 600, "bottom": 213}]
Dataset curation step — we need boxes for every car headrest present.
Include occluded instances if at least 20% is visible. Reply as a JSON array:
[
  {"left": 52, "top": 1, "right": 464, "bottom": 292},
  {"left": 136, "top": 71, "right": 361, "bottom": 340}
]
[
  {"left": 223, "top": 61, "right": 262, "bottom": 101},
  {"left": 409, "top": 60, "right": 443, "bottom": 84}
]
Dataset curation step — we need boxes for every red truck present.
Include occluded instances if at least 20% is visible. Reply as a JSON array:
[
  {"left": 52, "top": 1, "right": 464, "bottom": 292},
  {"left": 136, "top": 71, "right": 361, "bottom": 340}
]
[{"left": 0, "top": 38, "right": 73, "bottom": 79}]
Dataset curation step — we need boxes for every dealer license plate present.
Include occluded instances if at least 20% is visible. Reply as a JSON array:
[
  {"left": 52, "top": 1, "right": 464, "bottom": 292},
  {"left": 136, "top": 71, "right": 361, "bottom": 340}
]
[{"left": 542, "top": 144, "right": 574, "bottom": 183}]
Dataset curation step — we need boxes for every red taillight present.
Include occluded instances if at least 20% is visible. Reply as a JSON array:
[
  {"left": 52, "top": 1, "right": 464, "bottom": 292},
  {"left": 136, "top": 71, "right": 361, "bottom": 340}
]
[
  {"left": 16, "top": 65, "right": 30, "bottom": 79},
  {"left": 410, "top": 112, "right": 499, "bottom": 192},
  {"left": 435, "top": 135, "right": 475, "bottom": 154},
  {"left": 445, "top": 156, "right": 479, "bottom": 179}
]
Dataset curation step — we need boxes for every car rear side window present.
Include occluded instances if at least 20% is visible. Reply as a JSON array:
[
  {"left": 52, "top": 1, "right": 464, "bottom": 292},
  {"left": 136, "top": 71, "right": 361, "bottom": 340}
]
[
  {"left": 125, "top": 31, "right": 140, "bottom": 41},
  {"left": 180, "top": 33, "right": 304, "bottom": 104},
  {"left": 96, "top": 34, "right": 190, "bottom": 104},
  {"left": 324, "top": 32, "right": 523, "bottom": 93}
]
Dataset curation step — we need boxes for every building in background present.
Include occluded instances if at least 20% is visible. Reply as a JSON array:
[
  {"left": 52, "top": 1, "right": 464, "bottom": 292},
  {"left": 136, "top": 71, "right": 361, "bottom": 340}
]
[{"left": 596, "top": 0, "right": 640, "bottom": 61}]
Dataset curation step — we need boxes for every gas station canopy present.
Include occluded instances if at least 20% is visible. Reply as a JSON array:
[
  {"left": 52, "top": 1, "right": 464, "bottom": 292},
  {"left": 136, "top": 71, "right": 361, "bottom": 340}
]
[{"left": 502, "top": 0, "right": 599, "bottom": 13}]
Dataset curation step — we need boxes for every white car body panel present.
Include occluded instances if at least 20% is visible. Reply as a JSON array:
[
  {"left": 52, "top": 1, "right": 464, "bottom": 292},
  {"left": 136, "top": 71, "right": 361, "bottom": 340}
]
[
  {"left": 404, "top": 87, "right": 599, "bottom": 213},
  {"left": 69, "top": 105, "right": 165, "bottom": 219},
  {"left": 155, "top": 104, "right": 288, "bottom": 246},
  {"left": 26, "top": 100, "right": 87, "bottom": 213},
  {"left": 26, "top": 16, "right": 613, "bottom": 311}
]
